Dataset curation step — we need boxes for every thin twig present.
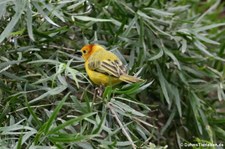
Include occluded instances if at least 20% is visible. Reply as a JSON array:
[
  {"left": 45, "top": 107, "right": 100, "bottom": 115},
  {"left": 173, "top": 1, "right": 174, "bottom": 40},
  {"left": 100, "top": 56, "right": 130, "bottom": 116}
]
[
  {"left": 108, "top": 102, "right": 136, "bottom": 149},
  {"left": 49, "top": 44, "right": 75, "bottom": 52}
]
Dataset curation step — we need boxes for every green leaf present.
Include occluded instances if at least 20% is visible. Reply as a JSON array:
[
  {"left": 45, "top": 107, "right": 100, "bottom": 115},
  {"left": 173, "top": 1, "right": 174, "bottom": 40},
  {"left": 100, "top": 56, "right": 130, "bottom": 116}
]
[
  {"left": 15, "top": 130, "right": 37, "bottom": 148},
  {"left": 189, "top": 92, "right": 203, "bottom": 135},
  {"left": 103, "top": 86, "right": 113, "bottom": 99},
  {"left": 0, "top": 0, "right": 12, "bottom": 5},
  {"left": 92, "top": 113, "right": 106, "bottom": 134},
  {"left": 214, "top": 126, "right": 225, "bottom": 140},
  {"left": 217, "top": 83, "right": 225, "bottom": 101},
  {"left": 194, "top": 23, "right": 225, "bottom": 32},
  {"left": 0, "top": 60, "right": 25, "bottom": 71},
  {"left": 43, "top": 2, "right": 65, "bottom": 22},
  {"left": 181, "top": 38, "right": 187, "bottom": 53},
  {"left": 49, "top": 134, "right": 97, "bottom": 142},
  {"left": 43, "top": 93, "right": 70, "bottom": 134},
  {"left": 173, "top": 87, "right": 182, "bottom": 117},
  {"left": 144, "top": 8, "right": 174, "bottom": 17},
  {"left": 32, "top": 2, "right": 59, "bottom": 27},
  {"left": 25, "top": 95, "right": 42, "bottom": 127},
  {"left": 135, "top": 80, "right": 154, "bottom": 94},
  {"left": 26, "top": 3, "right": 34, "bottom": 41},
  {"left": 167, "top": 5, "right": 190, "bottom": 12},
  {"left": 194, "top": 39, "right": 214, "bottom": 57},
  {"left": 163, "top": 48, "right": 181, "bottom": 69},
  {"left": 194, "top": 33, "right": 219, "bottom": 45},
  {"left": 112, "top": 100, "right": 146, "bottom": 117},
  {"left": 137, "top": 10, "right": 172, "bottom": 38},
  {"left": 66, "top": 0, "right": 86, "bottom": 9},
  {"left": 74, "top": 16, "right": 122, "bottom": 26},
  {"left": 29, "top": 85, "right": 67, "bottom": 104},
  {"left": 28, "top": 59, "right": 60, "bottom": 65},
  {"left": 0, "top": 0, "right": 26, "bottom": 43},
  {"left": 93, "top": 139, "right": 133, "bottom": 147},
  {"left": 156, "top": 63, "right": 171, "bottom": 106},
  {"left": 1, "top": 71, "right": 27, "bottom": 81},
  {"left": 48, "top": 112, "right": 96, "bottom": 134},
  {"left": 148, "top": 49, "right": 163, "bottom": 61},
  {"left": 122, "top": 16, "right": 137, "bottom": 37},
  {"left": 0, "top": 3, "right": 6, "bottom": 19},
  {"left": 160, "top": 107, "right": 176, "bottom": 135},
  {"left": 194, "top": 0, "right": 221, "bottom": 26},
  {"left": 114, "top": 82, "right": 144, "bottom": 95},
  {"left": 0, "top": 121, "right": 36, "bottom": 134},
  {"left": 70, "top": 95, "right": 89, "bottom": 114}
]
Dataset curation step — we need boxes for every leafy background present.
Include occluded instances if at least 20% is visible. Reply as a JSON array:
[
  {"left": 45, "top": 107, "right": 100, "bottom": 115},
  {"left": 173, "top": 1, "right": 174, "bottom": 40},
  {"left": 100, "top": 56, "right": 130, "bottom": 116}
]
[{"left": 0, "top": 0, "right": 225, "bottom": 148}]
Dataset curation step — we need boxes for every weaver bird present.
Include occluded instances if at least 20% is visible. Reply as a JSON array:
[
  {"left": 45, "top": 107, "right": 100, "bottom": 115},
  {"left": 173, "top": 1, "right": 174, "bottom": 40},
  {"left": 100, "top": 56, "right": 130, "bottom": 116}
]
[{"left": 80, "top": 44, "right": 144, "bottom": 87}]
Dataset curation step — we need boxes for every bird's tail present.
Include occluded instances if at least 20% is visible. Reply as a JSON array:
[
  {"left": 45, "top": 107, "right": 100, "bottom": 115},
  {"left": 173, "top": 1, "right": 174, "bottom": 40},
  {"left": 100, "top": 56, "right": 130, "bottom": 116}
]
[{"left": 119, "top": 74, "right": 144, "bottom": 84}]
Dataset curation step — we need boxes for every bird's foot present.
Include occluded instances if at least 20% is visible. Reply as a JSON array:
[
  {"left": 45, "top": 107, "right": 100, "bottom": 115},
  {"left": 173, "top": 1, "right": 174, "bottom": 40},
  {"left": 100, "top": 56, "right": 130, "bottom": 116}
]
[{"left": 94, "top": 85, "right": 104, "bottom": 100}]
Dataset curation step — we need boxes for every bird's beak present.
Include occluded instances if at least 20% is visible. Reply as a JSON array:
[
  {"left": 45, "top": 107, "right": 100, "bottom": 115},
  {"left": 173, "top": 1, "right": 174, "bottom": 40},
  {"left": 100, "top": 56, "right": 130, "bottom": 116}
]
[{"left": 75, "top": 51, "right": 82, "bottom": 56}]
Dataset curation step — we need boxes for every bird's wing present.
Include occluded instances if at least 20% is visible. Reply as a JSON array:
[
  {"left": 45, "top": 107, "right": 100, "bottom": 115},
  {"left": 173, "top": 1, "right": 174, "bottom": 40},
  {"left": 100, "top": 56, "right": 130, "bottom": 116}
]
[{"left": 88, "top": 51, "right": 127, "bottom": 78}]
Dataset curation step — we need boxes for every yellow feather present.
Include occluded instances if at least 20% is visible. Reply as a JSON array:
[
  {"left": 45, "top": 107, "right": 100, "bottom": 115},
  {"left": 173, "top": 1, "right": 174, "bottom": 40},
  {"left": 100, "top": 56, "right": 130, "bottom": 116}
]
[{"left": 81, "top": 44, "right": 144, "bottom": 86}]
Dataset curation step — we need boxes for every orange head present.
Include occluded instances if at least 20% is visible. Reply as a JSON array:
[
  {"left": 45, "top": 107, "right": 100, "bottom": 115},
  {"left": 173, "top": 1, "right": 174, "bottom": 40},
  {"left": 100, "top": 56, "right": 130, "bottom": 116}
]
[
  {"left": 80, "top": 44, "right": 105, "bottom": 61},
  {"left": 80, "top": 44, "right": 94, "bottom": 61}
]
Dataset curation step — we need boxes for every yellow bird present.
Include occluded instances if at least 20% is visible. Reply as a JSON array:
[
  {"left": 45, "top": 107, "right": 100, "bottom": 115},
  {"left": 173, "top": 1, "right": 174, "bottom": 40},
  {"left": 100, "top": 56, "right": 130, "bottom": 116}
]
[{"left": 80, "top": 44, "right": 144, "bottom": 86}]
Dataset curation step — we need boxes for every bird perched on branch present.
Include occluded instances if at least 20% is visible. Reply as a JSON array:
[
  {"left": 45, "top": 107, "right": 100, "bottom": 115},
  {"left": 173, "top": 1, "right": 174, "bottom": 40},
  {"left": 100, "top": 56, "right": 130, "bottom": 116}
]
[{"left": 80, "top": 44, "right": 144, "bottom": 87}]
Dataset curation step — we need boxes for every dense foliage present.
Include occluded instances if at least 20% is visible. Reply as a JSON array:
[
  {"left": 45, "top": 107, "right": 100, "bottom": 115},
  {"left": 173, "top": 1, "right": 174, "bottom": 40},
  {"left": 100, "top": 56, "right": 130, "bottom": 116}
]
[{"left": 0, "top": 0, "right": 225, "bottom": 148}]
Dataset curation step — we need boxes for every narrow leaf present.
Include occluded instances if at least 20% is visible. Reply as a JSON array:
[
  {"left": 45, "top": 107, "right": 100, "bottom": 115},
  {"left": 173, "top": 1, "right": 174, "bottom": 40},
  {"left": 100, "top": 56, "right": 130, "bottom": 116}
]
[
  {"left": 49, "top": 134, "right": 96, "bottom": 142},
  {"left": 0, "top": 0, "right": 12, "bottom": 5},
  {"left": 26, "top": 3, "right": 34, "bottom": 41},
  {"left": 194, "top": 33, "right": 219, "bottom": 45},
  {"left": 49, "top": 113, "right": 95, "bottom": 134},
  {"left": 194, "top": 23, "right": 225, "bottom": 32},
  {"left": 44, "top": 93, "right": 70, "bottom": 134},
  {"left": 148, "top": 49, "right": 163, "bottom": 61},
  {"left": 32, "top": 2, "right": 59, "bottom": 27},
  {"left": 194, "top": 40, "right": 214, "bottom": 57},
  {"left": 156, "top": 63, "right": 171, "bottom": 106},
  {"left": 29, "top": 86, "right": 67, "bottom": 104},
  {"left": 0, "top": 0, "right": 26, "bottom": 43}
]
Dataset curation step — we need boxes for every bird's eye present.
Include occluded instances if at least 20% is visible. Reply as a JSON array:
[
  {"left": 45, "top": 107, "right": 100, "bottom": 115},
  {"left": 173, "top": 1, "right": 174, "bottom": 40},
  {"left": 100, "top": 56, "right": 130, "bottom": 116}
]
[{"left": 83, "top": 50, "right": 87, "bottom": 54}]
